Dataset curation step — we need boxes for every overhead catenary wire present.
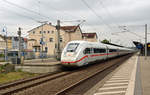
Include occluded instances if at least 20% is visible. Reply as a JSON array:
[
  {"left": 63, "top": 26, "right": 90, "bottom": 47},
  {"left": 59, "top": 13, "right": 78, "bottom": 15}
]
[
  {"left": 96, "top": 0, "right": 147, "bottom": 44},
  {"left": 2, "top": 0, "right": 54, "bottom": 20},
  {"left": 1, "top": 0, "right": 104, "bottom": 37},
  {"left": 40, "top": 1, "right": 82, "bottom": 20},
  {"left": 0, "top": 5, "right": 39, "bottom": 22},
  {"left": 96, "top": 0, "right": 121, "bottom": 31},
  {"left": 3, "top": 0, "right": 96, "bottom": 33},
  {"left": 80, "top": 0, "right": 114, "bottom": 32}
]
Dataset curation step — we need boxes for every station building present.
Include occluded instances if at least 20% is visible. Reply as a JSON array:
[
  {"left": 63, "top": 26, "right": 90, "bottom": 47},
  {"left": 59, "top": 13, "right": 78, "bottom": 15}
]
[
  {"left": 27, "top": 23, "right": 98, "bottom": 58},
  {"left": 27, "top": 23, "right": 83, "bottom": 58}
]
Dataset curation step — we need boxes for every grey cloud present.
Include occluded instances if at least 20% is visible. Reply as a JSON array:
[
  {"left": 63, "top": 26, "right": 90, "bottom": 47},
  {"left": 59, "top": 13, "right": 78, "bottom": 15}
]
[{"left": 0, "top": 0, "right": 150, "bottom": 46}]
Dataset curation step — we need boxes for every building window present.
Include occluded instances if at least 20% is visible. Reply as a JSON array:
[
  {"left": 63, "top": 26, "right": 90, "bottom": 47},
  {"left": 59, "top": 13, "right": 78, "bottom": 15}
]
[
  {"left": 38, "top": 47, "right": 41, "bottom": 52},
  {"left": 45, "top": 47, "right": 48, "bottom": 52},
  {"left": 60, "top": 38, "right": 62, "bottom": 42},
  {"left": 51, "top": 31, "right": 54, "bottom": 34},
  {"left": 48, "top": 31, "right": 50, "bottom": 33},
  {"left": 40, "top": 31, "right": 42, "bottom": 34},
  {"left": 44, "top": 31, "right": 46, "bottom": 33},
  {"left": 33, "top": 31, "right": 35, "bottom": 34},
  {"left": 49, "top": 38, "right": 53, "bottom": 42},
  {"left": 34, "top": 47, "right": 37, "bottom": 52}
]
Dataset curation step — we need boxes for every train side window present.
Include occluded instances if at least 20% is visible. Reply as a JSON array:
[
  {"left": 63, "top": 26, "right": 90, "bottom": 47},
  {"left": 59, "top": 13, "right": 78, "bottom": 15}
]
[
  {"left": 109, "top": 49, "right": 117, "bottom": 52},
  {"left": 83, "top": 48, "right": 91, "bottom": 54},
  {"left": 99, "top": 49, "right": 106, "bottom": 53},
  {"left": 94, "top": 48, "right": 106, "bottom": 53}
]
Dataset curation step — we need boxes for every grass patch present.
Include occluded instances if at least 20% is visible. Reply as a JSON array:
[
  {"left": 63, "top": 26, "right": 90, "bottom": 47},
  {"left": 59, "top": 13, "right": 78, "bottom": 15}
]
[{"left": 0, "top": 71, "right": 39, "bottom": 84}]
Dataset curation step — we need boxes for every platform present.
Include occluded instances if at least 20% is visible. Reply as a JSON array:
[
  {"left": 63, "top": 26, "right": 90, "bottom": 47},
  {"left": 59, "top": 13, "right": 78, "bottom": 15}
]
[
  {"left": 15, "top": 59, "right": 61, "bottom": 73},
  {"left": 0, "top": 58, "right": 61, "bottom": 73},
  {"left": 85, "top": 53, "right": 150, "bottom": 95},
  {"left": 137, "top": 56, "right": 150, "bottom": 95}
]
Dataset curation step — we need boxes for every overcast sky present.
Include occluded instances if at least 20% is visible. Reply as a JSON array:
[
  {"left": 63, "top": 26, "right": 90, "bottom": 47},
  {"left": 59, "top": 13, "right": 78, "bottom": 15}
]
[{"left": 0, "top": 0, "right": 150, "bottom": 47}]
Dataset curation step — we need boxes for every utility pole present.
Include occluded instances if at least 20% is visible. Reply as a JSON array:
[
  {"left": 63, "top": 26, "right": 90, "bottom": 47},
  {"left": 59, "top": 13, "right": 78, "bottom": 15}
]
[
  {"left": 145, "top": 24, "right": 147, "bottom": 59},
  {"left": 37, "top": 21, "right": 48, "bottom": 62},
  {"left": 41, "top": 23, "right": 44, "bottom": 62},
  {"left": 56, "top": 20, "right": 61, "bottom": 60},
  {"left": 3, "top": 27, "right": 8, "bottom": 62},
  {"left": 18, "top": 27, "right": 21, "bottom": 63}
]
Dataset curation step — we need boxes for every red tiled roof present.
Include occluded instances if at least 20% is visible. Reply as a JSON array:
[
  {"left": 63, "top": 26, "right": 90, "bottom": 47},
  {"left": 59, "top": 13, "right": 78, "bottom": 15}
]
[
  {"left": 82, "top": 33, "right": 97, "bottom": 38},
  {"left": 61, "top": 26, "right": 78, "bottom": 32}
]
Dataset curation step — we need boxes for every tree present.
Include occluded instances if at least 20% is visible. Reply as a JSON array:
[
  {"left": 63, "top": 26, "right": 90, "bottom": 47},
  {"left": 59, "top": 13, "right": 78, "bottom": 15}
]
[{"left": 101, "top": 39, "right": 110, "bottom": 44}]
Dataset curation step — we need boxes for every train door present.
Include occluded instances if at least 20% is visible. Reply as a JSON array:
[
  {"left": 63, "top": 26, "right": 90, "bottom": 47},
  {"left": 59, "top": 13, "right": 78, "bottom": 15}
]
[
  {"left": 117, "top": 48, "right": 119, "bottom": 56},
  {"left": 106, "top": 46, "right": 109, "bottom": 59},
  {"left": 83, "top": 48, "right": 91, "bottom": 65},
  {"left": 90, "top": 48, "right": 95, "bottom": 62}
]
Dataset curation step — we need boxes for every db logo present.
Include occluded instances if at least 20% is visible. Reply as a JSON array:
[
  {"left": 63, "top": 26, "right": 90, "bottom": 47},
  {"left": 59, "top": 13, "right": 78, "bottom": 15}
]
[{"left": 67, "top": 54, "right": 71, "bottom": 56}]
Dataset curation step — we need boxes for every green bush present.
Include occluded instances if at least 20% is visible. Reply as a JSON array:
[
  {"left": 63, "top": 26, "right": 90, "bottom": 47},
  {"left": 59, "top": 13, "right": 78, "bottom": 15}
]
[
  {"left": 0, "top": 54, "right": 4, "bottom": 57},
  {"left": 0, "top": 65, "right": 5, "bottom": 73},
  {"left": 0, "top": 64, "right": 15, "bottom": 73}
]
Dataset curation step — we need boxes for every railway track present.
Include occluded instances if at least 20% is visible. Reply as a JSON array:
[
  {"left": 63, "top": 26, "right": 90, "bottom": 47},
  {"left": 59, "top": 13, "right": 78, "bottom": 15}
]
[
  {"left": 55, "top": 55, "right": 132, "bottom": 95},
  {"left": 0, "top": 54, "right": 133, "bottom": 95},
  {"left": 0, "top": 71, "right": 71, "bottom": 95}
]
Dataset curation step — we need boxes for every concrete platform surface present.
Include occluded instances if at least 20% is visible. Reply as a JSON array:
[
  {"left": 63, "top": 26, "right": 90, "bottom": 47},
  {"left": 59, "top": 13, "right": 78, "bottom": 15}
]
[
  {"left": 15, "top": 64, "right": 62, "bottom": 73},
  {"left": 138, "top": 56, "right": 150, "bottom": 95},
  {"left": 86, "top": 54, "right": 150, "bottom": 95},
  {"left": 24, "top": 58, "right": 60, "bottom": 65},
  {"left": 85, "top": 54, "right": 138, "bottom": 95},
  {"left": 15, "top": 58, "right": 61, "bottom": 73},
  {"left": 0, "top": 58, "right": 61, "bottom": 66},
  {"left": 23, "top": 61, "right": 60, "bottom": 66}
]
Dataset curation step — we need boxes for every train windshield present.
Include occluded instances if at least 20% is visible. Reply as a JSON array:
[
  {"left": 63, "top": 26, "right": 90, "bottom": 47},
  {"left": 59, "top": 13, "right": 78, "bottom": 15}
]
[{"left": 67, "top": 43, "right": 79, "bottom": 52}]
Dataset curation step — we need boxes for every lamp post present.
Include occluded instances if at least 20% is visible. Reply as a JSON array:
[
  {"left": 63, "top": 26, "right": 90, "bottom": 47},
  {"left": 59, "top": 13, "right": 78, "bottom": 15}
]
[{"left": 145, "top": 24, "right": 147, "bottom": 59}]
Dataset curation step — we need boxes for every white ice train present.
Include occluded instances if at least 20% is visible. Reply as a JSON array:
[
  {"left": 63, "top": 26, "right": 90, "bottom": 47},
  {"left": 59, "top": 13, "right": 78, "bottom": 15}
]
[{"left": 61, "top": 40, "right": 134, "bottom": 67}]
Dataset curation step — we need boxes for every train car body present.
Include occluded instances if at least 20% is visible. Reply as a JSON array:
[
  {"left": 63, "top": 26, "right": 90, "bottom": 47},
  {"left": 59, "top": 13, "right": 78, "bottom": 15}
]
[{"left": 61, "top": 40, "right": 134, "bottom": 67}]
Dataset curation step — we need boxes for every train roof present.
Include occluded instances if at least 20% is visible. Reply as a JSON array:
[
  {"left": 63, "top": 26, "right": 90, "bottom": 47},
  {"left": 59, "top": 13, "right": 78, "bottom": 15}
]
[{"left": 68, "top": 40, "right": 134, "bottom": 50}]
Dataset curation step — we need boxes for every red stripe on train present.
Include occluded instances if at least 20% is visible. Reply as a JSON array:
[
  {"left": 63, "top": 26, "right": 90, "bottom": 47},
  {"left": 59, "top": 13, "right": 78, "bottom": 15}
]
[
  {"left": 62, "top": 55, "right": 88, "bottom": 63},
  {"left": 61, "top": 53, "right": 117, "bottom": 64}
]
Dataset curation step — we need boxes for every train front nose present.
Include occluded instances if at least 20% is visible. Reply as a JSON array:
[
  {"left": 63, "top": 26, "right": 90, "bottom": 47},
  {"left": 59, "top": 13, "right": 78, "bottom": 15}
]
[
  {"left": 61, "top": 42, "right": 80, "bottom": 66},
  {"left": 61, "top": 52, "right": 78, "bottom": 66}
]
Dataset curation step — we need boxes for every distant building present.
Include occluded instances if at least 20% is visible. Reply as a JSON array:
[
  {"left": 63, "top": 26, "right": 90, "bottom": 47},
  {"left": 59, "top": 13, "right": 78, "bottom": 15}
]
[
  {"left": 0, "top": 35, "right": 12, "bottom": 53},
  {"left": 82, "top": 33, "right": 97, "bottom": 42},
  {"left": 27, "top": 23, "right": 83, "bottom": 57},
  {"left": 11, "top": 36, "right": 27, "bottom": 51},
  {"left": 0, "top": 35, "right": 6, "bottom": 53}
]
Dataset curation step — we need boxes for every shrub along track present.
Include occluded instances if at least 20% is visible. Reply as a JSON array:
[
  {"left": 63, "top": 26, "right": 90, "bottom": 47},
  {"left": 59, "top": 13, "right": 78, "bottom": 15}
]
[{"left": 0, "top": 54, "right": 133, "bottom": 95}]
